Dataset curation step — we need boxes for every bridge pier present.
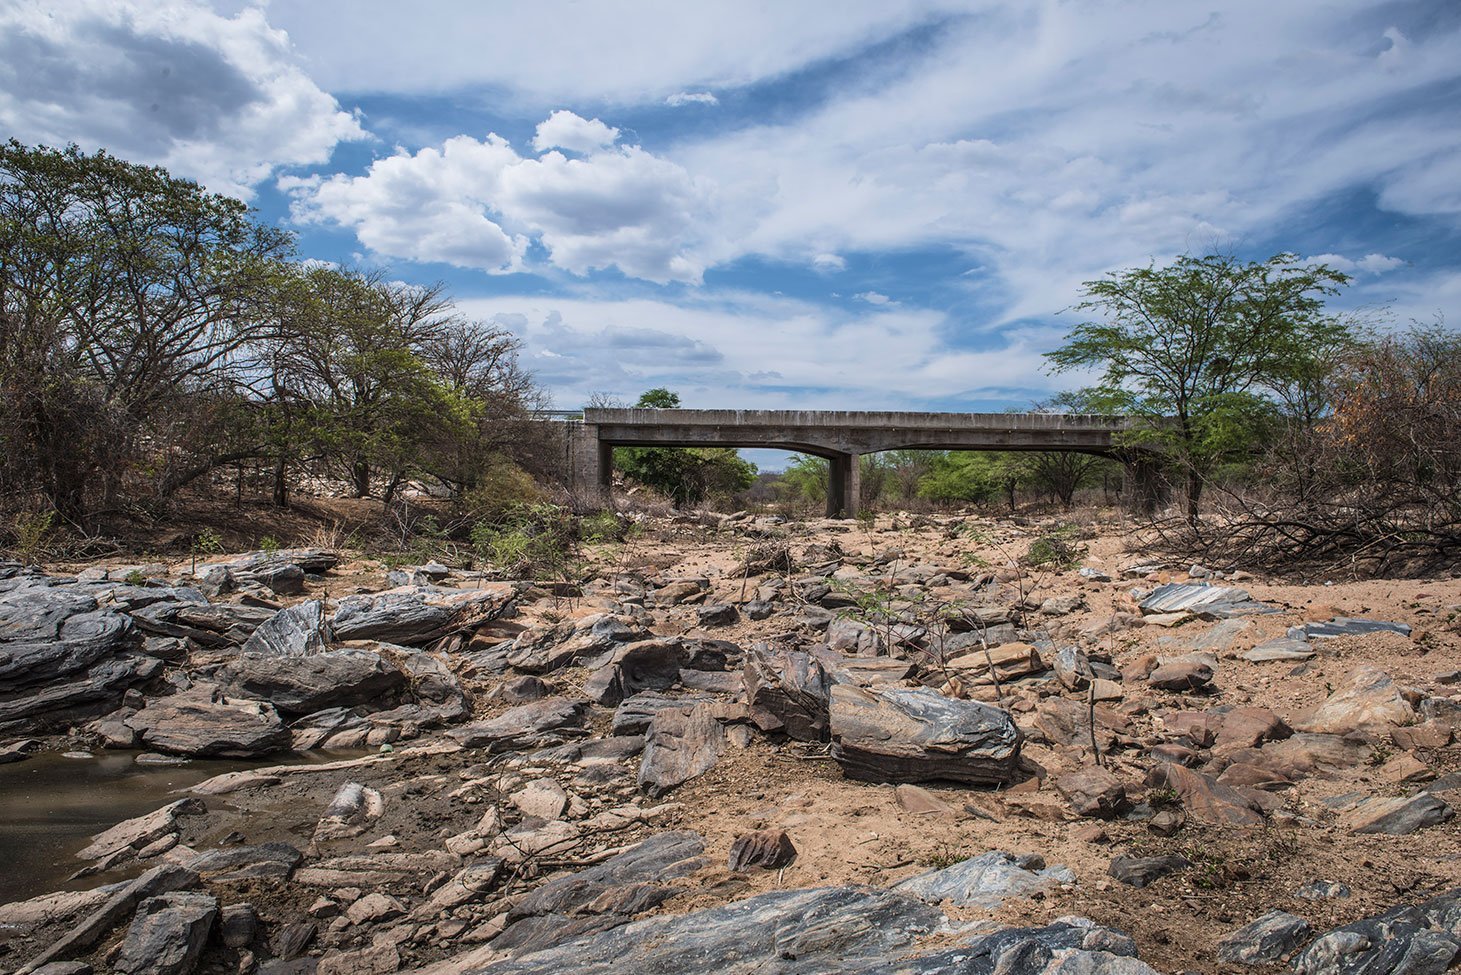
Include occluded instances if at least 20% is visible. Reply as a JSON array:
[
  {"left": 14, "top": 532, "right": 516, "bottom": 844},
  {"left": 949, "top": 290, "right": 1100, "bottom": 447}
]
[{"left": 826, "top": 452, "right": 860, "bottom": 519}]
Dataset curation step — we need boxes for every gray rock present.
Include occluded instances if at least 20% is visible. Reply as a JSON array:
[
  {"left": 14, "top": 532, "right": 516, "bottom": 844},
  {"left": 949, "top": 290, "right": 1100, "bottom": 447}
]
[
  {"left": 1054, "top": 647, "right": 1094, "bottom": 691},
  {"left": 1294, "top": 880, "right": 1351, "bottom": 900},
  {"left": 1294, "top": 889, "right": 1461, "bottom": 974},
  {"left": 1138, "top": 583, "right": 1277, "bottom": 619},
  {"left": 743, "top": 642, "right": 834, "bottom": 742},
  {"left": 219, "top": 902, "right": 258, "bottom": 949},
  {"left": 582, "top": 637, "right": 730, "bottom": 706},
  {"left": 331, "top": 585, "right": 514, "bottom": 646},
  {"left": 830, "top": 685, "right": 1022, "bottom": 785},
  {"left": 1148, "top": 659, "right": 1214, "bottom": 692},
  {"left": 1217, "top": 909, "right": 1313, "bottom": 965},
  {"left": 638, "top": 703, "right": 724, "bottom": 796},
  {"left": 217, "top": 649, "right": 405, "bottom": 717},
  {"left": 727, "top": 829, "right": 797, "bottom": 872},
  {"left": 19, "top": 863, "right": 201, "bottom": 972},
  {"left": 1109, "top": 855, "right": 1188, "bottom": 888},
  {"left": 0, "top": 654, "right": 163, "bottom": 733},
  {"left": 744, "top": 600, "right": 776, "bottom": 621},
  {"left": 1343, "top": 793, "right": 1454, "bottom": 835},
  {"left": 895, "top": 851, "right": 1075, "bottom": 909},
  {"left": 313, "top": 782, "right": 385, "bottom": 843},
  {"left": 1294, "top": 617, "right": 1412, "bottom": 639},
  {"left": 113, "top": 890, "right": 217, "bottom": 975},
  {"left": 612, "top": 691, "right": 714, "bottom": 736},
  {"left": 125, "top": 691, "right": 290, "bottom": 758},
  {"left": 510, "top": 831, "right": 705, "bottom": 920},
  {"left": 186, "top": 843, "right": 302, "bottom": 883},
  {"left": 1243, "top": 638, "right": 1315, "bottom": 662},
  {"left": 697, "top": 604, "right": 738, "bottom": 627},
  {"left": 461, "top": 884, "right": 1151, "bottom": 975},
  {"left": 239, "top": 600, "right": 327, "bottom": 657},
  {"left": 491, "top": 675, "right": 551, "bottom": 703},
  {"left": 128, "top": 601, "right": 275, "bottom": 649},
  {"left": 447, "top": 697, "right": 586, "bottom": 750}
]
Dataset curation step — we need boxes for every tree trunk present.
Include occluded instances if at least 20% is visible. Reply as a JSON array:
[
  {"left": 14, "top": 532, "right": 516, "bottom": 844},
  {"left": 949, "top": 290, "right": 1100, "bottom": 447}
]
[
  {"left": 273, "top": 453, "right": 289, "bottom": 508},
  {"left": 352, "top": 460, "right": 371, "bottom": 498},
  {"left": 1186, "top": 470, "right": 1203, "bottom": 524}
]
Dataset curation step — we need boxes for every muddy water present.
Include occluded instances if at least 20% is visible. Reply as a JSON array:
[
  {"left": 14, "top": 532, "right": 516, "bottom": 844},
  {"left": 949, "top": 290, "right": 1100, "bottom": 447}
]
[{"left": 0, "top": 750, "right": 348, "bottom": 904}]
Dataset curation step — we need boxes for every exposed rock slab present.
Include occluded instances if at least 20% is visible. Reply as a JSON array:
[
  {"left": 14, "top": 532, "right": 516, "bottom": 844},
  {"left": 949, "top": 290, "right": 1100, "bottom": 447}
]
[
  {"left": 125, "top": 692, "right": 290, "bottom": 758},
  {"left": 1138, "top": 582, "right": 1277, "bottom": 618},
  {"left": 447, "top": 697, "right": 586, "bottom": 751},
  {"left": 239, "top": 600, "right": 327, "bottom": 657},
  {"left": 456, "top": 885, "right": 1152, "bottom": 975},
  {"left": 218, "top": 649, "right": 405, "bottom": 717},
  {"left": 894, "top": 851, "right": 1074, "bottom": 909},
  {"left": 829, "top": 685, "right": 1022, "bottom": 785}
]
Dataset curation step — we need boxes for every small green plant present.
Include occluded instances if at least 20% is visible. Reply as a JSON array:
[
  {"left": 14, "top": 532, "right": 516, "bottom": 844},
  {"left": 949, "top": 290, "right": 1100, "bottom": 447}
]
[
  {"left": 918, "top": 843, "right": 967, "bottom": 869},
  {"left": 1024, "top": 525, "right": 1085, "bottom": 569},
  {"left": 195, "top": 528, "right": 225, "bottom": 555},
  {"left": 580, "top": 511, "right": 624, "bottom": 545},
  {"left": 9, "top": 510, "right": 55, "bottom": 562},
  {"left": 1180, "top": 845, "right": 1228, "bottom": 890},
  {"left": 259, "top": 535, "right": 283, "bottom": 554},
  {"left": 1146, "top": 786, "right": 1180, "bottom": 809},
  {"left": 123, "top": 569, "right": 147, "bottom": 586}
]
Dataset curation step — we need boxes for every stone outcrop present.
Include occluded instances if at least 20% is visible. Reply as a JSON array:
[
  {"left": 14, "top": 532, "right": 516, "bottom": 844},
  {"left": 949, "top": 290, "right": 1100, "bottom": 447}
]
[
  {"left": 124, "top": 691, "right": 290, "bottom": 757},
  {"left": 829, "top": 685, "right": 1023, "bottom": 785}
]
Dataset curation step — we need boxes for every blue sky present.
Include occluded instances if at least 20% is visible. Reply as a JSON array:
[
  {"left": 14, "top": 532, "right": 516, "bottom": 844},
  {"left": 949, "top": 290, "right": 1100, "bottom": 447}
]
[{"left": 3, "top": 0, "right": 1459, "bottom": 462}]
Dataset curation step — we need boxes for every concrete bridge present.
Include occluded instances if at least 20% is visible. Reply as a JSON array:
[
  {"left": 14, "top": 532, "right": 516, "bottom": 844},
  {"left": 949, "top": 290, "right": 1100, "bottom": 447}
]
[{"left": 555, "top": 408, "right": 1160, "bottom": 517}]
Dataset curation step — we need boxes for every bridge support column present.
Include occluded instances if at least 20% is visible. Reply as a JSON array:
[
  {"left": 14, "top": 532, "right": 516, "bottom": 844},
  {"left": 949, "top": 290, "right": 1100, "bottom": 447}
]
[
  {"left": 826, "top": 451, "right": 860, "bottom": 519},
  {"left": 565, "top": 422, "right": 612, "bottom": 508}
]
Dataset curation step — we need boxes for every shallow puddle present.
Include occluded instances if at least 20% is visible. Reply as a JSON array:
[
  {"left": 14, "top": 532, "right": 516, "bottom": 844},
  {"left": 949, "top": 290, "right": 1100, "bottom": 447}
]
[{"left": 0, "top": 750, "right": 348, "bottom": 904}]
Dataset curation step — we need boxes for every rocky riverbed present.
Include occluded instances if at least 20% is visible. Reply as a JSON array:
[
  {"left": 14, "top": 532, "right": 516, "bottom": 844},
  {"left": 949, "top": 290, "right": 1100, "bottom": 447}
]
[{"left": 0, "top": 511, "right": 1458, "bottom": 974}]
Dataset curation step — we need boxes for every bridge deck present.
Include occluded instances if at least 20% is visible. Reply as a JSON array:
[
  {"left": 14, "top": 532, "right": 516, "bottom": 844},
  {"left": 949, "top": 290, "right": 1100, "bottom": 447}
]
[{"left": 548, "top": 408, "right": 1160, "bottom": 518}]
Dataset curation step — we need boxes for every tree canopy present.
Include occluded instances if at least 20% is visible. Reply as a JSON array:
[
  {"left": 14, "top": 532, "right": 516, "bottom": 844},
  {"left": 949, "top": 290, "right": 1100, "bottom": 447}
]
[{"left": 1045, "top": 252, "right": 1353, "bottom": 519}]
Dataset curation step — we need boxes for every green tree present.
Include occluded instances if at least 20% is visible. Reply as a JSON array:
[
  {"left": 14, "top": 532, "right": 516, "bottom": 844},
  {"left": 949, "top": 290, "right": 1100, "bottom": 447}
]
[
  {"left": 616, "top": 389, "right": 755, "bottom": 506},
  {"left": 270, "top": 266, "right": 469, "bottom": 500},
  {"left": 0, "top": 140, "right": 291, "bottom": 519},
  {"left": 1045, "top": 252, "right": 1352, "bottom": 521}
]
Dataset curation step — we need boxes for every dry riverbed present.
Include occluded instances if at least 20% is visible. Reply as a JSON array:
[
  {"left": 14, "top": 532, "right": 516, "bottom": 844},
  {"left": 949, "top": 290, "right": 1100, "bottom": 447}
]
[{"left": 1, "top": 509, "right": 1458, "bottom": 974}]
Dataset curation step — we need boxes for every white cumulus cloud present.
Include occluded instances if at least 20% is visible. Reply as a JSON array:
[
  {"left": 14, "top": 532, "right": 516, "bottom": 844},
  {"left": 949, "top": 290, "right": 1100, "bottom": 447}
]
[
  {"left": 284, "top": 123, "right": 711, "bottom": 284},
  {"left": 855, "top": 291, "right": 895, "bottom": 305},
  {"left": 0, "top": 0, "right": 364, "bottom": 198},
  {"left": 531, "top": 110, "right": 620, "bottom": 154}
]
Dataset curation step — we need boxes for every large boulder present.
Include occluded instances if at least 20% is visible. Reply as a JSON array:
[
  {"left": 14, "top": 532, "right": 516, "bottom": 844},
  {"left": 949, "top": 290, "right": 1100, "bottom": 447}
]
[
  {"left": 125, "top": 691, "right": 290, "bottom": 757},
  {"left": 829, "top": 685, "right": 1023, "bottom": 785},
  {"left": 743, "top": 642, "right": 834, "bottom": 742},
  {"left": 638, "top": 703, "right": 725, "bottom": 797},
  {"left": 113, "top": 890, "right": 218, "bottom": 975},
  {"left": 1299, "top": 667, "right": 1418, "bottom": 735},
  {"left": 217, "top": 648, "right": 405, "bottom": 717},
  {"left": 0, "top": 580, "right": 159, "bottom": 732},
  {"left": 1294, "top": 888, "right": 1461, "bottom": 974},
  {"left": 239, "top": 600, "right": 327, "bottom": 657},
  {"left": 331, "top": 585, "right": 515, "bottom": 646}
]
